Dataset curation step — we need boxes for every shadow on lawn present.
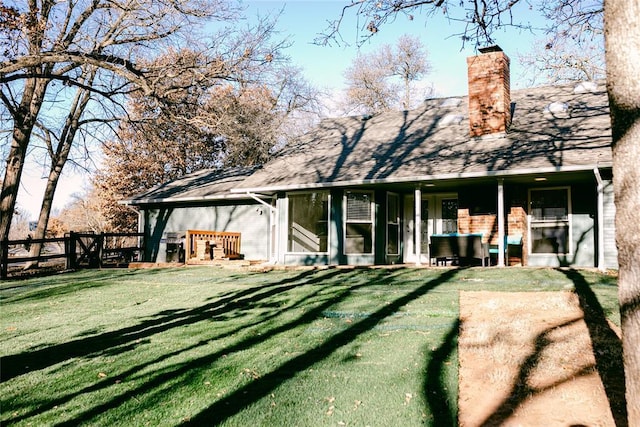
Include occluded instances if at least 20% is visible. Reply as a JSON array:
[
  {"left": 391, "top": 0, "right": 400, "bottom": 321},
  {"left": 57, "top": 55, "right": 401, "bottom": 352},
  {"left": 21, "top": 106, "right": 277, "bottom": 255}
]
[
  {"left": 182, "top": 268, "right": 461, "bottom": 426},
  {"left": 477, "top": 269, "right": 627, "bottom": 427},
  {"left": 8, "top": 268, "right": 351, "bottom": 424},
  {"left": 8, "top": 267, "right": 461, "bottom": 426},
  {"left": 0, "top": 267, "right": 175, "bottom": 303},
  {"left": 424, "top": 318, "right": 460, "bottom": 427},
  {"left": 49, "top": 268, "right": 436, "bottom": 426},
  {"left": 1, "top": 268, "right": 332, "bottom": 383}
]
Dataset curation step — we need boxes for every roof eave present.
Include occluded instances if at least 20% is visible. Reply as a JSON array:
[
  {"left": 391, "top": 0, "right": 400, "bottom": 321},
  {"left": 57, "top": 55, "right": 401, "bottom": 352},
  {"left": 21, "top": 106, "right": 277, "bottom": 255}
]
[
  {"left": 229, "top": 163, "right": 613, "bottom": 194},
  {"left": 120, "top": 192, "right": 254, "bottom": 207}
]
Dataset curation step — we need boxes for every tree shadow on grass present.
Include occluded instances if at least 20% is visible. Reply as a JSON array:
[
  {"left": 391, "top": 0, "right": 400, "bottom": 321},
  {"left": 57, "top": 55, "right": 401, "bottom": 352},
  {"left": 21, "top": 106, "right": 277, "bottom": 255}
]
[
  {"left": 181, "top": 268, "right": 462, "bottom": 425},
  {"left": 0, "top": 268, "right": 170, "bottom": 303},
  {"left": 7, "top": 267, "right": 463, "bottom": 426},
  {"left": 1, "top": 268, "right": 335, "bottom": 383},
  {"left": 44, "top": 268, "right": 426, "bottom": 426},
  {"left": 424, "top": 318, "right": 460, "bottom": 427},
  {"left": 9, "top": 268, "right": 350, "bottom": 424}
]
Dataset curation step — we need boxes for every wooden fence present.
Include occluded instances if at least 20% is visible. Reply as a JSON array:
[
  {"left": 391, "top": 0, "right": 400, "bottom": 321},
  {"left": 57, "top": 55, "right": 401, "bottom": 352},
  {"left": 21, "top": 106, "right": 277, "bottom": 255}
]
[
  {"left": 185, "top": 230, "right": 242, "bottom": 261},
  {"left": 1, "top": 232, "right": 144, "bottom": 279}
]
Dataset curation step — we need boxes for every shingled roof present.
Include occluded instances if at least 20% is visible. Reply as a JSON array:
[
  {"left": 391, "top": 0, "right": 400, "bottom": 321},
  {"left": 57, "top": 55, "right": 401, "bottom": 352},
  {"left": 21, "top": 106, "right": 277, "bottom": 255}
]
[
  {"left": 124, "top": 80, "right": 612, "bottom": 206},
  {"left": 233, "top": 80, "right": 611, "bottom": 193}
]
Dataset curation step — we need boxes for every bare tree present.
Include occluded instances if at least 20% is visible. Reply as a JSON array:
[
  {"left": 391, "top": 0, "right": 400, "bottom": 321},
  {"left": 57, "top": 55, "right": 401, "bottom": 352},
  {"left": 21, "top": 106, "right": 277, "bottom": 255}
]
[
  {"left": 386, "top": 35, "right": 432, "bottom": 110},
  {"left": 520, "top": 0, "right": 605, "bottom": 84},
  {"left": 343, "top": 35, "right": 431, "bottom": 114},
  {"left": 0, "top": 0, "right": 241, "bottom": 244},
  {"left": 344, "top": 53, "right": 398, "bottom": 115},
  {"left": 325, "top": 0, "right": 638, "bottom": 423},
  {"left": 56, "top": 189, "right": 111, "bottom": 233}
]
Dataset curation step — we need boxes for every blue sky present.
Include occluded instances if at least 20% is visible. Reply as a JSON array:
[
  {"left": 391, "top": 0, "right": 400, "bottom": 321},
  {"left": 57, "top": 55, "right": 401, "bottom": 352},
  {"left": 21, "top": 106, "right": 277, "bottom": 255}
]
[{"left": 242, "top": 0, "right": 549, "bottom": 97}]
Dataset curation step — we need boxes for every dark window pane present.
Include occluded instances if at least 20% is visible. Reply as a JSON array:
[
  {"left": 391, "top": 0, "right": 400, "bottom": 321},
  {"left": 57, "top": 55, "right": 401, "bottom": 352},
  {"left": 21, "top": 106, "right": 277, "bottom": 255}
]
[
  {"left": 531, "top": 189, "right": 568, "bottom": 221},
  {"left": 288, "top": 192, "right": 329, "bottom": 252},
  {"left": 346, "top": 223, "right": 372, "bottom": 254},
  {"left": 441, "top": 199, "right": 458, "bottom": 233},
  {"left": 387, "top": 224, "right": 399, "bottom": 255},
  {"left": 531, "top": 225, "right": 568, "bottom": 254}
]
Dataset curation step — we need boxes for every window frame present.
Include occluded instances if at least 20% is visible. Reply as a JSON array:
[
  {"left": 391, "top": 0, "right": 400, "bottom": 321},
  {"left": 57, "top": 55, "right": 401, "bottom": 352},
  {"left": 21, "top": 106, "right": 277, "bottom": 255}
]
[
  {"left": 528, "top": 186, "right": 573, "bottom": 256},
  {"left": 343, "top": 190, "right": 375, "bottom": 255},
  {"left": 386, "top": 192, "right": 400, "bottom": 256},
  {"left": 286, "top": 190, "right": 330, "bottom": 254}
]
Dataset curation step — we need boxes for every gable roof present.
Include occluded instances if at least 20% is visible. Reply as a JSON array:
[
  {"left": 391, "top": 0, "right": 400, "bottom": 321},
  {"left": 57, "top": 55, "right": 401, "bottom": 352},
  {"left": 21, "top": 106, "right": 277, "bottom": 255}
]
[
  {"left": 124, "top": 81, "right": 612, "bottom": 206},
  {"left": 234, "top": 81, "right": 612, "bottom": 193},
  {"left": 122, "top": 166, "right": 259, "bottom": 205}
]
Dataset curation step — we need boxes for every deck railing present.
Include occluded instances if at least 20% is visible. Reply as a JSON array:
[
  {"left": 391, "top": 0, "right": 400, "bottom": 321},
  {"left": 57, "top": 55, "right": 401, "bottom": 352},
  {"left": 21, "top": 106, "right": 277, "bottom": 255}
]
[{"left": 185, "top": 230, "right": 242, "bottom": 260}]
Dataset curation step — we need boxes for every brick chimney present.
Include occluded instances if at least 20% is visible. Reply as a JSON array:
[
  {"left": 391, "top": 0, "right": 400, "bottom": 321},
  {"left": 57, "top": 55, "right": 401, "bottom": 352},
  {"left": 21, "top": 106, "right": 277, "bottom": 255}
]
[{"left": 467, "top": 46, "right": 511, "bottom": 137}]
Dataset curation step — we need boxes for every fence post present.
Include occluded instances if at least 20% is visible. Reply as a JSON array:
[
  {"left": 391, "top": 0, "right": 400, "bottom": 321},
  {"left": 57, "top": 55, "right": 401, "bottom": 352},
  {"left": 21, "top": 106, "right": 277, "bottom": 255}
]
[
  {"left": 98, "top": 232, "right": 104, "bottom": 268},
  {"left": 1, "top": 239, "right": 8, "bottom": 279},
  {"left": 67, "top": 232, "right": 76, "bottom": 270}
]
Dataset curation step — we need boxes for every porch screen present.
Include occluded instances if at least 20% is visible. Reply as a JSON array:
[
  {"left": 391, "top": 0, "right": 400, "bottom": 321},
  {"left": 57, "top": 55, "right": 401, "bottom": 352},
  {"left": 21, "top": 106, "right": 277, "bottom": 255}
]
[
  {"left": 530, "top": 188, "right": 570, "bottom": 254},
  {"left": 345, "top": 191, "right": 373, "bottom": 254},
  {"left": 288, "top": 192, "right": 329, "bottom": 253}
]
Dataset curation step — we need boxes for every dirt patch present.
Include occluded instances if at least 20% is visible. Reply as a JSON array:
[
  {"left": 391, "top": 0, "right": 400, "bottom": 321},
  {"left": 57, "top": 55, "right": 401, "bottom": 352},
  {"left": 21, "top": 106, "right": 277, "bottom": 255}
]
[{"left": 458, "top": 291, "right": 625, "bottom": 427}]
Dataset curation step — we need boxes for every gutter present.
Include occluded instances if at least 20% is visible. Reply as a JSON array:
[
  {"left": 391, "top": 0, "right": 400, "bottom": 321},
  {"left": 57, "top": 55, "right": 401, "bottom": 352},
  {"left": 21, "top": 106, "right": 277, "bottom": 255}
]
[
  {"left": 119, "top": 192, "right": 254, "bottom": 207},
  {"left": 229, "top": 164, "right": 612, "bottom": 194}
]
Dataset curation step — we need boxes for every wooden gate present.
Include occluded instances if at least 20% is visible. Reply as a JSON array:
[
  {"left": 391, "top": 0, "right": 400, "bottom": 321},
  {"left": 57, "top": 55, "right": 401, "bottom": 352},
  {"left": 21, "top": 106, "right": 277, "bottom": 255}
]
[{"left": 68, "top": 232, "right": 144, "bottom": 269}]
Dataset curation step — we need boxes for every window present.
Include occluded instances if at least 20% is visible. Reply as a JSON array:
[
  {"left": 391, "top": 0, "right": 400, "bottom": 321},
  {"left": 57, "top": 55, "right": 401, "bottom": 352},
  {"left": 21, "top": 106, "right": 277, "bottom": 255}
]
[
  {"left": 387, "top": 193, "right": 399, "bottom": 255},
  {"left": 441, "top": 198, "right": 458, "bottom": 234},
  {"left": 345, "top": 191, "right": 374, "bottom": 254},
  {"left": 288, "top": 192, "right": 329, "bottom": 253},
  {"left": 529, "top": 188, "right": 571, "bottom": 254}
]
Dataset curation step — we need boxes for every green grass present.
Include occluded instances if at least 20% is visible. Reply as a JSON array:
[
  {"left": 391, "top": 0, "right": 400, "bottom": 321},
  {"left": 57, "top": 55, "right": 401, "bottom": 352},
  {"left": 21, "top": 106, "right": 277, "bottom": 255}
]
[{"left": 0, "top": 266, "right": 619, "bottom": 426}]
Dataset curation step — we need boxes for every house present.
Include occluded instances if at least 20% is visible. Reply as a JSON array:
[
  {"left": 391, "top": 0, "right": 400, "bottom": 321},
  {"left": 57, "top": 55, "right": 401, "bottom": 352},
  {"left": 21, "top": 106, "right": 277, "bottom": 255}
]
[{"left": 122, "top": 46, "right": 617, "bottom": 269}]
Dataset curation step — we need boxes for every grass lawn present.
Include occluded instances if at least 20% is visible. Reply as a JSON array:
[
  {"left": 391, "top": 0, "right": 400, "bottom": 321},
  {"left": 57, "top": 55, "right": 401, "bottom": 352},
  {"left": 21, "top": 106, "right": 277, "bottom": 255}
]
[{"left": 0, "top": 266, "right": 619, "bottom": 426}]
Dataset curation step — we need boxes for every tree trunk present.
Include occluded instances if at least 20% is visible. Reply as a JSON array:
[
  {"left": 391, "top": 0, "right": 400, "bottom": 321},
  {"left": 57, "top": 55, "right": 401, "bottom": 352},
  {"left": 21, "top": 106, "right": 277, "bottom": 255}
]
[
  {"left": 0, "top": 130, "right": 30, "bottom": 242},
  {"left": 25, "top": 166, "right": 61, "bottom": 269},
  {"left": 25, "top": 77, "right": 94, "bottom": 268},
  {"left": 0, "top": 77, "right": 48, "bottom": 241},
  {"left": 604, "top": 0, "right": 640, "bottom": 424}
]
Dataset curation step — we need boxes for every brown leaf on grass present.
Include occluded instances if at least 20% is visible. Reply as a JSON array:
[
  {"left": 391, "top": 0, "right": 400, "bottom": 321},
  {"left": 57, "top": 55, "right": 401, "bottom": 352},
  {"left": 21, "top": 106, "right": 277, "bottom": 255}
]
[
  {"left": 98, "top": 372, "right": 107, "bottom": 378},
  {"left": 404, "top": 393, "right": 413, "bottom": 405},
  {"left": 326, "top": 405, "right": 335, "bottom": 416}
]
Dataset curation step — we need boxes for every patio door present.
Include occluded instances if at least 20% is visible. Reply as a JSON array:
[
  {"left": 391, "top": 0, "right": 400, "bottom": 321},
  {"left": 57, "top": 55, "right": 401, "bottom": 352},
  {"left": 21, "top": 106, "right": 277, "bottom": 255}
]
[
  {"left": 403, "top": 193, "right": 458, "bottom": 264},
  {"left": 403, "top": 195, "right": 432, "bottom": 264}
]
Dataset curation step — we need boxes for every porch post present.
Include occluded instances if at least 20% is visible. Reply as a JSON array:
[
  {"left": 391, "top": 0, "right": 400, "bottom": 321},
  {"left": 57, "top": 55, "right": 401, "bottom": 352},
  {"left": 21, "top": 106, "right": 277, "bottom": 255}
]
[
  {"left": 594, "top": 168, "right": 605, "bottom": 271},
  {"left": 497, "top": 179, "right": 506, "bottom": 267},
  {"left": 414, "top": 187, "right": 422, "bottom": 266}
]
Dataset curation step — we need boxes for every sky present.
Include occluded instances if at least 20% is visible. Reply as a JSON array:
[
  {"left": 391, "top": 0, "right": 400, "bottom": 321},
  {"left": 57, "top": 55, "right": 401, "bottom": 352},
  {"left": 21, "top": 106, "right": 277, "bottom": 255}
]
[
  {"left": 13, "top": 0, "right": 550, "bottom": 221},
  {"left": 242, "top": 0, "right": 548, "bottom": 97}
]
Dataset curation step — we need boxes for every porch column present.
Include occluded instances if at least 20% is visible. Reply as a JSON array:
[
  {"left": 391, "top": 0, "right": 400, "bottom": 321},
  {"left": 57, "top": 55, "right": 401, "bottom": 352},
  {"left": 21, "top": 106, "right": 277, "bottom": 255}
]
[
  {"left": 414, "top": 187, "right": 422, "bottom": 266},
  {"left": 594, "top": 168, "right": 605, "bottom": 271},
  {"left": 497, "top": 179, "right": 506, "bottom": 267}
]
